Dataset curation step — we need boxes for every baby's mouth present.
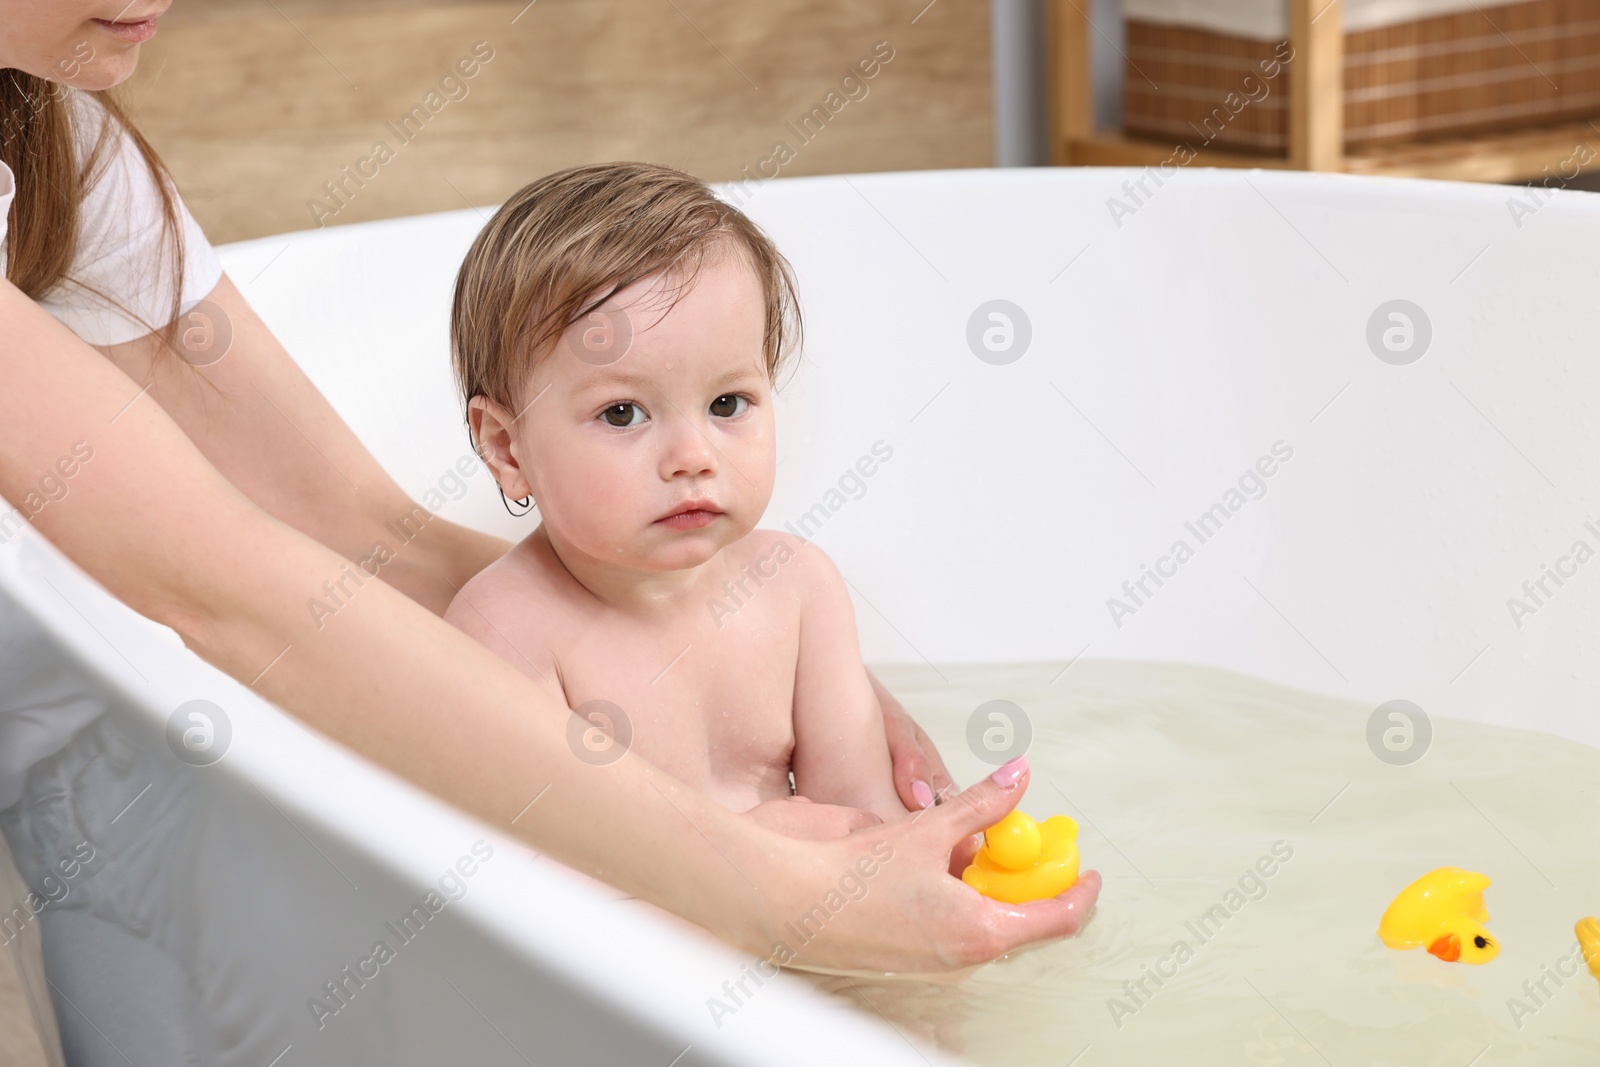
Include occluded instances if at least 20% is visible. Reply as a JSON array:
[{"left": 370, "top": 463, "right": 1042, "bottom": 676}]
[{"left": 655, "top": 500, "right": 723, "bottom": 529}]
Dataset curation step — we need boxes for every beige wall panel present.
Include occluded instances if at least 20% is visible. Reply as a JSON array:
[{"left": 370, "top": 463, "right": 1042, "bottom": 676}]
[{"left": 121, "top": 0, "right": 993, "bottom": 242}]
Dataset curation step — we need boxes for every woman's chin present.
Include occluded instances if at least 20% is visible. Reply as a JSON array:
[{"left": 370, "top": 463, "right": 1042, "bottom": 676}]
[{"left": 65, "top": 51, "right": 144, "bottom": 91}]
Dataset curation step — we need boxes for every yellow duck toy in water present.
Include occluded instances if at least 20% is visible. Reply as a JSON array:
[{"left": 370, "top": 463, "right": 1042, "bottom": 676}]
[
  {"left": 1378, "top": 867, "right": 1499, "bottom": 964},
  {"left": 961, "top": 809, "right": 1080, "bottom": 904},
  {"left": 1576, "top": 917, "right": 1600, "bottom": 981}
]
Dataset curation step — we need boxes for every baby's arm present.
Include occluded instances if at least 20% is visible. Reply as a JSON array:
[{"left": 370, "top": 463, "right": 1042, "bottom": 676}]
[{"left": 789, "top": 542, "right": 910, "bottom": 822}]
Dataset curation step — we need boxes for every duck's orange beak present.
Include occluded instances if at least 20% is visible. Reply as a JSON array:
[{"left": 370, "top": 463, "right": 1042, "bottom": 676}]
[{"left": 1428, "top": 934, "right": 1461, "bottom": 962}]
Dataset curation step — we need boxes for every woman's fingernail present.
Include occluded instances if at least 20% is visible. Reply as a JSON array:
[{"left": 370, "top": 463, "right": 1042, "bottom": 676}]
[
  {"left": 989, "top": 756, "right": 1028, "bottom": 789},
  {"left": 911, "top": 779, "right": 935, "bottom": 809}
]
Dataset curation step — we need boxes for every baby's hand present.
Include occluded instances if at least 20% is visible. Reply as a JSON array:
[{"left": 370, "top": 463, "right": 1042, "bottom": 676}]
[{"left": 744, "top": 795, "right": 883, "bottom": 840}]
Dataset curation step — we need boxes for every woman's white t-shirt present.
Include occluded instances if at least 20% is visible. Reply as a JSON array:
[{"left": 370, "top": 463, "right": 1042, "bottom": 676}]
[
  {"left": 0, "top": 88, "right": 222, "bottom": 343},
  {"left": 0, "top": 163, "right": 11, "bottom": 272}
]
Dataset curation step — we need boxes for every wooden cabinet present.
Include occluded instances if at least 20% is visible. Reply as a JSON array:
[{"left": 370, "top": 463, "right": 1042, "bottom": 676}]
[{"left": 1050, "top": 0, "right": 1600, "bottom": 182}]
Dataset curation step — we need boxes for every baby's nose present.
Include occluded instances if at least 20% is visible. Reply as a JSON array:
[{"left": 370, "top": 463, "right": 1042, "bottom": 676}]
[{"left": 659, "top": 414, "right": 717, "bottom": 477}]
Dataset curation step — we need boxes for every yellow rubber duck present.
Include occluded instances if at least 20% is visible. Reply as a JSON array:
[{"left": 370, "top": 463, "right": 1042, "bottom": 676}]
[
  {"left": 961, "top": 809, "right": 1080, "bottom": 904},
  {"left": 1576, "top": 917, "right": 1600, "bottom": 981},
  {"left": 1378, "top": 867, "right": 1498, "bottom": 964}
]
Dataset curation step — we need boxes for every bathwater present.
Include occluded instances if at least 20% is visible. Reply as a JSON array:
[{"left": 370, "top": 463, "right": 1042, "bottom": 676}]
[{"left": 813, "top": 661, "right": 1600, "bottom": 1066}]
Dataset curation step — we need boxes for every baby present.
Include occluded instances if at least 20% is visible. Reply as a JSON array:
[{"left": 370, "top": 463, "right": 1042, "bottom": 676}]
[{"left": 443, "top": 162, "right": 908, "bottom": 826}]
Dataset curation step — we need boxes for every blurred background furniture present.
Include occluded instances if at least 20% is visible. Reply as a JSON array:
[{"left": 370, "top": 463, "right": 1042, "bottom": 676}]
[{"left": 1052, "top": 0, "right": 1600, "bottom": 182}]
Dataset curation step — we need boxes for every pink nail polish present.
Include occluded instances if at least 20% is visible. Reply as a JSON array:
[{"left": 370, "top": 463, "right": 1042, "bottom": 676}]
[
  {"left": 989, "top": 755, "right": 1028, "bottom": 789},
  {"left": 911, "top": 779, "right": 934, "bottom": 809}
]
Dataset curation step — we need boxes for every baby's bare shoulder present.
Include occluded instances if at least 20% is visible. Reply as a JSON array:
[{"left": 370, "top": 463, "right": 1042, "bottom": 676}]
[
  {"left": 445, "top": 544, "right": 536, "bottom": 625},
  {"left": 729, "top": 529, "right": 845, "bottom": 604},
  {"left": 443, "top": 540, "right": 564, "bottom": 682}
]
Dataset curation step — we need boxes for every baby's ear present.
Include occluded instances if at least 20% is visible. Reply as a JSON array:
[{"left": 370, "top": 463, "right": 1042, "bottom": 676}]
[{"left": 468, "top": 395, "right": 530, "bottom": 498}]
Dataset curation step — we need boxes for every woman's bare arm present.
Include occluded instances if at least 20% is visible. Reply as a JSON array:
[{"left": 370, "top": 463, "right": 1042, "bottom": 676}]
[
  {"left": 96, "top": 274, "right": 506, "bottom": 616},
  {"left": 105, "top": 275, "right": 960, "bottom": 814},
  {"left": 1, "top": 276, "right": 777, "bottom": 939},
  {"left": 0, "top": 279, "right": 1098, "bottom": 969}
]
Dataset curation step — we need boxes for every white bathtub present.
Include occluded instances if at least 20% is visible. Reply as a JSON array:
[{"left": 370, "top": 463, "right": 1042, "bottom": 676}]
[{"left": 2, "top": 166, "right": 1596, "bottom": 1065}]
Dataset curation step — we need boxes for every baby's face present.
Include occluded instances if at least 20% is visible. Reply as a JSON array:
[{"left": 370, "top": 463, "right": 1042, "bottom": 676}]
[{"left": 485, "top": 246, "right": 776, "bottom": 574}]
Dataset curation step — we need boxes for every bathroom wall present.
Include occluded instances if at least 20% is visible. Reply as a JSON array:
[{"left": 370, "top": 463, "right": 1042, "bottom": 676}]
[{"left": 120, "top": 0, "right": 993, "bottom": 243}]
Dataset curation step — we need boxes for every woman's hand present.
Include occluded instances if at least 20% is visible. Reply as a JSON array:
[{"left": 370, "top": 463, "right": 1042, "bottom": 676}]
[
  {"left": 744, "top": 796, "right": 883, "bottom": 840},
  {"left": 756, "top": 757, "right": 1102, "bottom": 973},
  {"left": 869, "top": 668, "right": 956, "bottom": 811}
]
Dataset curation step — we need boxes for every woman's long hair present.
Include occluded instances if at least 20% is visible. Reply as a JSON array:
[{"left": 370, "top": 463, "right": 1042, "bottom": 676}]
[{"left": 0, "top": 68, "right": 183, "bottom": 337}]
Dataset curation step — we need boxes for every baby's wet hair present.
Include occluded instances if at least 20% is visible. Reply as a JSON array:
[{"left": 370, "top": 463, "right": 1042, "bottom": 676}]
[{"left": 450, "top": 161, "right": 802, "bottom": 436}]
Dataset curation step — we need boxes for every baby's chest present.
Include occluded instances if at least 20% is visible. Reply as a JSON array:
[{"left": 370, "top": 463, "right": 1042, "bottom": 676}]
[{"left": 558, "top": 597, "right": 802, "bottom": 758}]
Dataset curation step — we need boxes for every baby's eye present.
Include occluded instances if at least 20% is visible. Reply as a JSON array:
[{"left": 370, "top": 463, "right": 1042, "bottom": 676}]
[
  {"left": 710, "top": 394, "right": 749, "bottom": 418},
  {"left": 601, "top": 402, "right": 645, "bottom": 428}
]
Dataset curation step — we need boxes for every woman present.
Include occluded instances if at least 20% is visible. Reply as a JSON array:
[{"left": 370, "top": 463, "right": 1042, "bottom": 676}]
[{"left": 0, "top": 0, "right": 1100, "bottom": 1045}]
